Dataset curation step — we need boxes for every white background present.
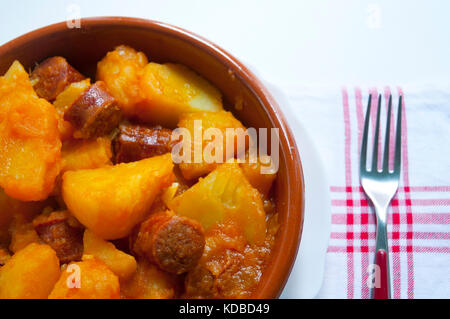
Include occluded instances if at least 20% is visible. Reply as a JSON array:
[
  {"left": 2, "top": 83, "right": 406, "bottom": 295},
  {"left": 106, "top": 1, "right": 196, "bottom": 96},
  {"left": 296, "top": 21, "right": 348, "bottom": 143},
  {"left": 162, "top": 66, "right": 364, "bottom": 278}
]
[{"left": 0, "top": 0, "right": 449, "bottom": 87}]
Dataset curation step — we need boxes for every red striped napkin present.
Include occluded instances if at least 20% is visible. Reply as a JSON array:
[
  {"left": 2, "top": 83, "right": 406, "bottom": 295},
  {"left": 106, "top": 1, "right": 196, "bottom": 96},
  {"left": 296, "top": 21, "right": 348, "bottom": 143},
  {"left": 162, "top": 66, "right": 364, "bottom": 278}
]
[{"left": 283, "top": 85, "right": 450, "bottom": 299}]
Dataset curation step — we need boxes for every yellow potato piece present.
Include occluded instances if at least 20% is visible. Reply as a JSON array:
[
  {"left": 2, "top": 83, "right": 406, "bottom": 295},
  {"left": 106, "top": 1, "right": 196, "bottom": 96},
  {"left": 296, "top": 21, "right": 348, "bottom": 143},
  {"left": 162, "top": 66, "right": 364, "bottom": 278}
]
[
  {"left": 161, "top": 182, "right": 179, "bottom": 207},
  {"left": 97, "top": 45, "right": 148, "bottom": 116},
  {"left": 83, "top": 229, "right": 137, "bottom": 281},
  {"left": 49, "top": 257, "right": 120, "bottom": 299},
  {"left": 61, "top": 137, "right": 112, "bottom": 173},
  {"left": 9, "top": 223, "right": 40, "bottom": 253},
  {"left": 0, "top": 187, "right": 47, "bottom": 233},
  {"left": 240, "top": 154, "right": 277, "bottom": 198},
  {"left": 168, "top": 162, "right": 266, "bottom": 245},
  {"left": 52, "top": 137, "right": 113, "bottom": 196},
  {"left": 0, "top": 247, "right": 10, "bottom": 266},
  {"left": 136, "top": 63, "right": 223, "bottom": 127},
  {"left": 0, "top": 243, "right": 60, "bottom": 299},
  {"left": 176, "top": 111, "right": 248, "bottom": 180},
  {"left": 121, "top": 260, "right": 176, "bottom": 299},
  {"left": 62, "top": 153, "right": 174, "bottom": 239},
  {"left": 0, "top": 61, "right": 61, "bottom": 201}
]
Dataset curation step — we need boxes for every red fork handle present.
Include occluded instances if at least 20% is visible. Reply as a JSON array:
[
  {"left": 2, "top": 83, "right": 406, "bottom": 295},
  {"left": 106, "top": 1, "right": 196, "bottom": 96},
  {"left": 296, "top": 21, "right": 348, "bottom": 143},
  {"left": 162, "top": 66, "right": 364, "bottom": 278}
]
[{"left": 374, "top": 249, "right": 389, "bottom": 299}]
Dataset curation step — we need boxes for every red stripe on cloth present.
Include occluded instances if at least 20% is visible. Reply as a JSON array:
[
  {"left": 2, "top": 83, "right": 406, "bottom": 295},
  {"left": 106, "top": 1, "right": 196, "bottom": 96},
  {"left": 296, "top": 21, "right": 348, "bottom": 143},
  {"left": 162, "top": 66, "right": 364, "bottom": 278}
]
[
  {"left": 331, "top": 198, "right": 450, "bottom": 206},
  {"left": 397, "top": 87, "right": 414, "bottom": 299},
  {"left": 328, "top": 246, "right": 450, "bottom": 253},
  {"left": 411, "top": 199, "right": 450, "bottom": 206},
  {"left": 331, "top": 213, "right": 450, "bottom": 225},
  {"left": 330, "top": 186, "right": 360, "bottom": 192},
  {"left": 330, "top": 185, "right": 450, "bottom": 192},
  {"left": 342, "top": 88, "right": 354, "bottom": 298},
  {"left": 355, "top": 87, "right": 370, "bottom": 298},
  {"left": 409, "top": 186, "right": 450, "bottom": 192},
  {"left": 412, "top": 213, "right": 450, "bottom": 224},
  {"left": 392, "top": 180, "right": 402, "bottom": 298},
  {"left": 330, "top": 231, "right": 450, "bottom": 240}
]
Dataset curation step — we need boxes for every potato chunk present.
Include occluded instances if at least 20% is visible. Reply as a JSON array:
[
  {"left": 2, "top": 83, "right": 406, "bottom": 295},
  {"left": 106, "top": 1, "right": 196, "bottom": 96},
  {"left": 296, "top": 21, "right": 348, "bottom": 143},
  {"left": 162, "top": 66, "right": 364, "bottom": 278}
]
[
  {"left": 0, "top": 243, "right": 60, "bottom": 298},
  {"left": 0, "top": 187, "right": 47, "bottom": 234},
  {"left": 176, "top": 111, "right": 247, "bottom": 180},
  {"left": 61, "top": 137, "right": 112, "bottom": 173},
  {"left": 121, "top": 259, "right": 177, "bottom": 299},
  {"left": 240, "top": 154, "right": 277, "bottom": 198},
  {"left": 136, "top": 63, "right": 223, "bottom": 127},
  {"left": 83, "top": 229, "right": 137, "bottom": 281},
  {"left": 0, "top": 247, "right": 10, "bottom": 266},
  {"left": 48, "top": 257, "right": 120, "bottom": 299},
  {"left": 9, "top": 223, "right": 40, "bottom": 253},
  {"left": 0, "top": 61, "right": 61, "bottom": 201},
  {"left": 168, "top": 162, "right": 266, "bottom": 245},
  {"left": 62, "top": 153, "right": 174, "bottom": 239},
  {"left": 53, "top": 79, "right": 91, "bottom": 141},
  {"left": 52, "top": 137, "right": 113, "bottom": 196},
  {"left": 97, "top": 45, "right": 148, "bottom": 116}
]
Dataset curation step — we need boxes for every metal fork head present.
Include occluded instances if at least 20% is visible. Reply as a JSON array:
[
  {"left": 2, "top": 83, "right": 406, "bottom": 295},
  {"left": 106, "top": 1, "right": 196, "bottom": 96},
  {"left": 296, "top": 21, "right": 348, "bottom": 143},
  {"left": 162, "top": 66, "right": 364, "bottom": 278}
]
[{"left": 360, "top": 94, "right": 402, "bottom": 215}]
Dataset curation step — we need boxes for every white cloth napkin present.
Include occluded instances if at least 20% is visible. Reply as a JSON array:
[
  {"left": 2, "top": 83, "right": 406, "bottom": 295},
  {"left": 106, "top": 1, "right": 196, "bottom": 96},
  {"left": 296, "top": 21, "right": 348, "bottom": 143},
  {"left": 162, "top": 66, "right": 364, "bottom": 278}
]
[{"left": 280, "top": 84, "right": 450, "bottom": 299}]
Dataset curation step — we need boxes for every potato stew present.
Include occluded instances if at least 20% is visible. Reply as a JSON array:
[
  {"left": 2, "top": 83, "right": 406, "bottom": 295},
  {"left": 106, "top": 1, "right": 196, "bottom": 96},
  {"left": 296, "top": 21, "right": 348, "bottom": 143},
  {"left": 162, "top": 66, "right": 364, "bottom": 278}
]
[{"left": 0, "top": 45, "right": 278, "bottom": 299}]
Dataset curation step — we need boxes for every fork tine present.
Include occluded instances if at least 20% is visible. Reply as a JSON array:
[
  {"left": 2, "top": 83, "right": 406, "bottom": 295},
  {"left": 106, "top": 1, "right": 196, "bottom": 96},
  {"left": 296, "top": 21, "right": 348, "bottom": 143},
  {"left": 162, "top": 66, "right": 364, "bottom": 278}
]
[
  {"left": 393, "top": 95, "right": 402, "bottom": 174},
  {"left": 382, "top": 95, "right": 392, "bottom": 172},
  {"left": 371, "top": 94, "right": 382, "bottom": 172},
  {"left": 360, "top": 94, "right": 372, "bottom": 171}
]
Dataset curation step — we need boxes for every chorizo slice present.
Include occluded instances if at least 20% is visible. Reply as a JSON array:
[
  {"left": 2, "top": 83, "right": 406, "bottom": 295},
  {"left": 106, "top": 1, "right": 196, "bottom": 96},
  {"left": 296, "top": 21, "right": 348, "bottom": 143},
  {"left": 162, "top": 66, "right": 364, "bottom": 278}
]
[
  {"left": 113, "top": 124, "right": 174, "bottom": 163},
  {"left": 30, "top": 56, "right": 85, "bottom": 101},
  {"left": 183, "top": 266, "right": 216, "bottom": 298},
  {"left": 64, "top": 81, "right": 122, "bottom": 139},
  {"left": 32, "top": 210, "right": 83, "bottom": 264},
  {"left": 133, "top": 211, "right": 205, "bottom": 275}
]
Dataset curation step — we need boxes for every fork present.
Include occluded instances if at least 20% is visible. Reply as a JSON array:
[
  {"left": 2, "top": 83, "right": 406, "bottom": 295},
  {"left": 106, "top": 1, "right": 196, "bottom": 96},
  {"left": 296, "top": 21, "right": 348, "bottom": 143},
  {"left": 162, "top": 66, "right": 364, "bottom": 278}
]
[{"left": 360, "top": 93, "right": 402, "bottom": 299}]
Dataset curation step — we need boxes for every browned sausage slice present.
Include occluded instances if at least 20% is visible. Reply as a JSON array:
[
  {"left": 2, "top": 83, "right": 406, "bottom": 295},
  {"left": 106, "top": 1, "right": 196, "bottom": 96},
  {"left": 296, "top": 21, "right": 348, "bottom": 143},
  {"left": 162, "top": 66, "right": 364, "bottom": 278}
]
[
  {"left": 64, "top": 81, "right": 122, "bottom": 139},
  {"left": 133, "top": 211, "right": 205, "bottom": 275},
  {"left": 184, "top": 266, "right": 216, "bottom": 298},
  {"left": 33, "top": 211, "right": 83, "bottom": 264},
  {"left": 30, "top": 56, "right": 85, "bottom": 101},
  {"left": 113, "top": 124, "right": 174, "bottom": 163}
]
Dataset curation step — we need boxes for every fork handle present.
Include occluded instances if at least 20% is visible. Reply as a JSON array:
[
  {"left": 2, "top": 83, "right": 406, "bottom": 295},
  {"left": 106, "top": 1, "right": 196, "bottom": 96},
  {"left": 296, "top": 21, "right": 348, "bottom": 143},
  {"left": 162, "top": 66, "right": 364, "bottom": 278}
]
[
  {"left": 372, "top": 216, "right": 391, "bottom": 299},
  {"left": 374, "top": 249, "right": 389, "bottom": 298}
]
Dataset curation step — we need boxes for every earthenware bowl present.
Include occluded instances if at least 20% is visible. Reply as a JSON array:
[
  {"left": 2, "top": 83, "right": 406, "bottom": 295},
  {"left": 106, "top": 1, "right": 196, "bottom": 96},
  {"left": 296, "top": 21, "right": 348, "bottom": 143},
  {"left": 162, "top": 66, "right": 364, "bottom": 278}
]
[{"left": 0, "top": 17, "right": 304, "bottom": 298}]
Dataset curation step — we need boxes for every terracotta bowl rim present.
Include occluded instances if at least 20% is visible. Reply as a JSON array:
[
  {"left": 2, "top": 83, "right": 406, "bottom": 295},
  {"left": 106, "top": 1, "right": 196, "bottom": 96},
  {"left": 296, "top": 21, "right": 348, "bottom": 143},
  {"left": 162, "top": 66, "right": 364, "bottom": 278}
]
[{"left": 0, "top": 16, "right": 305, "bottom": 298}]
